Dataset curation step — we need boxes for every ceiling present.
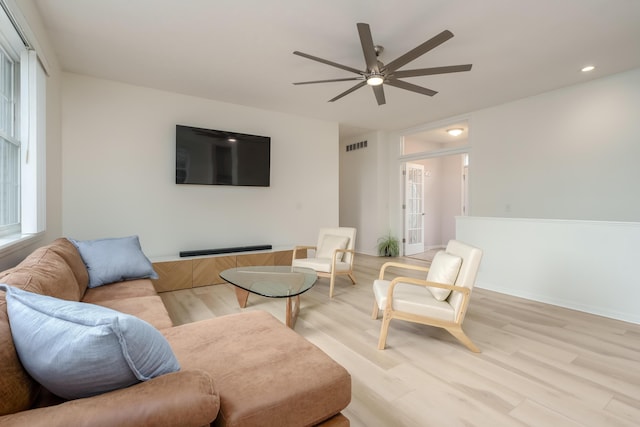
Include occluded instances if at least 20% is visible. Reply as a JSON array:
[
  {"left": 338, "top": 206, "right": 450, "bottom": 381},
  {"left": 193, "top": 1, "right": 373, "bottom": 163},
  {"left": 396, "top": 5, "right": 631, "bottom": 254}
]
[
  {"left": 33, "top": 0, "right": 640, "bottom": 139},
  {"left": 408, "top": 121, "right": 469, "bottom": 144}
]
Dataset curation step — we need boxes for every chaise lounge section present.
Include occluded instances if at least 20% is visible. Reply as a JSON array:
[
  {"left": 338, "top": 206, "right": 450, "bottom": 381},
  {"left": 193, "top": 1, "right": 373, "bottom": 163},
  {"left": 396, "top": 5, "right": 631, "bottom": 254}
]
[{"left": 0, "top": 238, "right": 351, "bottom": 426}]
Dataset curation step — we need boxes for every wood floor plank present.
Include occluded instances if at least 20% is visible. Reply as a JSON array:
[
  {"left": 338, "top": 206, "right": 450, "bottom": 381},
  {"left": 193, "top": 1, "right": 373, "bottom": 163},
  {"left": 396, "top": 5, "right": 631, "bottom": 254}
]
[
  {"left": 161, "top": 254, "right": 640, "bottom": 426},
  {"left": 605, "top": 394, "right": 640, "bottom": 424},
  {"left": 510, "top": 399, "right": 584, "bottom": 427}
]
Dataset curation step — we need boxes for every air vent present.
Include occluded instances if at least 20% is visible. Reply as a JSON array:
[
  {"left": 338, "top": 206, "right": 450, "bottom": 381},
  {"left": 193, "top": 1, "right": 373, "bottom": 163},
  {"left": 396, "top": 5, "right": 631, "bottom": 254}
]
[{"left": 346, "top": 140, "right": 367, "bottom": 152}]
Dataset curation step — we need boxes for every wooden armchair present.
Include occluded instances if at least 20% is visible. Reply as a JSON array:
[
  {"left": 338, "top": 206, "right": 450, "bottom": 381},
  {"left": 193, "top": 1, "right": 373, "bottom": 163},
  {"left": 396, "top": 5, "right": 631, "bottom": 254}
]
[
  {"left": 371, "top": 240, "right": 483, "bottom": 352},
  {"left": 292, "top": 227, "right": 357, "bottom": 298}
]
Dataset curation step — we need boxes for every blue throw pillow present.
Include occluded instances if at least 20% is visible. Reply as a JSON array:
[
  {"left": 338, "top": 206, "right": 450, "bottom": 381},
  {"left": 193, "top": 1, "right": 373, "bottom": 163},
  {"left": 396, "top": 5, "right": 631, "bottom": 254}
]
[
  {"left": 0, "top": 284, "right": 180, "bottom": 400},
  {"left": 69, "top": 235, "right": 158, "bottom": 288}
]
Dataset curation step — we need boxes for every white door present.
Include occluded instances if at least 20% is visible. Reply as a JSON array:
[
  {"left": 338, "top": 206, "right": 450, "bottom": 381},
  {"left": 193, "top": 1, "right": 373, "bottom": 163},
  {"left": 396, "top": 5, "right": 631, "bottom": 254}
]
[{"left": 404, "top": 162, "right": 425, "bottom": 255}]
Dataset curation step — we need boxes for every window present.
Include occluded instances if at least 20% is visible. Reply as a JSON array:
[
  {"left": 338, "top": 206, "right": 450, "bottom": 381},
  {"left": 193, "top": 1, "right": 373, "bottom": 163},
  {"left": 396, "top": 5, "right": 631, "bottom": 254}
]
[
  {"left": 0, "top": 2, "right": 47, "bottom": 250},
  {"left": 0, "top": 43, "right": 19, "bottom": 236}
]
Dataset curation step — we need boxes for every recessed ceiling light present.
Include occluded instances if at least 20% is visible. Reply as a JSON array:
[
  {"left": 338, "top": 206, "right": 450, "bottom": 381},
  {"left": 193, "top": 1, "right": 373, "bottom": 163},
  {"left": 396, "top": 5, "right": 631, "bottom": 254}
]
[
  {"left": 581, "top": 65, "right": 595, "bottom": 73},
  {"left": 447, "top": 128, "right": 464, "bottom": 137}
]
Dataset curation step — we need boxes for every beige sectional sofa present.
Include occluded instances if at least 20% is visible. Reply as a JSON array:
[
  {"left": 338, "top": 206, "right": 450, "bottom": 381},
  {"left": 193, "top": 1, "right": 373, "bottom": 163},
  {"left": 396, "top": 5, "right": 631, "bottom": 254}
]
[{"left": 0, "top": 238, "right": 351, "bottom": 426}]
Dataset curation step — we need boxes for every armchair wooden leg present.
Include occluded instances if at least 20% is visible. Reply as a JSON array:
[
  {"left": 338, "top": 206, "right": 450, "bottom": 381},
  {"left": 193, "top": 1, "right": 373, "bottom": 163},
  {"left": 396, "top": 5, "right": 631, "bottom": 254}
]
[
  {"left": 371, "top": 302, "right": 379, "bottom": 319},
  {"left": 446, "top": 326, "right": 481, "bottom": 353},
  {"left": 329, "top": 272, "right": 336, "bottom": 298},
  {"left": 348, "top": 273, "right": 357, "bottom": 284},
  {"left": 377, "top": 313, "right": 392, "bottom": 350}
]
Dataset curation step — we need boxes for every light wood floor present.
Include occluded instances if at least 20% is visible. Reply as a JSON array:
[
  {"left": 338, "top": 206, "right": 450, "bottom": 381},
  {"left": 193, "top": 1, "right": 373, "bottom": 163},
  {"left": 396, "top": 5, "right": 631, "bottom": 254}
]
[
  {"left": 160, "top": 254, "right": 640, "bottom": 427},
  {"left": 404, "top": 247, "right": 444, "bottom": 262}
]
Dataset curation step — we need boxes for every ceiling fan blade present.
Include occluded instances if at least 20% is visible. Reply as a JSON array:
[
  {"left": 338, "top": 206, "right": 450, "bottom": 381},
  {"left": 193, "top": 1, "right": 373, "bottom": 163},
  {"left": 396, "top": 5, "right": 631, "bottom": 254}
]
[
  {"left": 357, "top": 23, "right": 379, "bottom": 73},
  {"left": 385, "top": 30, "right": 454, "bottom": 73},
  {"left": 385, "top": 79, "right": 438, "bottom": 96},
  {"left": 373, "top": 85, "right": 386, "bottom": 105},
  {"left": 329, "top": 81, "right": 367, "bottom": 102},
  {"left": 293, "top": 51, "right": 362, "bottom": 75},
  {"left": 393, "top": 64, "right": 472, "bottom": 78},
  {"left": 293, "top": 77, "right": 363, "bottom": 85}
]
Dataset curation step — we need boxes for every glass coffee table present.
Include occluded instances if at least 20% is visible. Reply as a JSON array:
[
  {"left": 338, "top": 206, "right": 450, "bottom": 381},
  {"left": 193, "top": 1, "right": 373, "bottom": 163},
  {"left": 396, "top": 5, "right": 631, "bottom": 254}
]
[{"left": 220, "top": 265, "right": 318, "bottom": 328}]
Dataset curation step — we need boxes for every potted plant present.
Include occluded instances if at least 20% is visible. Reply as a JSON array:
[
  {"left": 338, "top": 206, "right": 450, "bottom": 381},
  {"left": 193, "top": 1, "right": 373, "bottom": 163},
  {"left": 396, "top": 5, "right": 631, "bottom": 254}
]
[{"left": 377, "top": 233, "right": 400, "bottom": 257}]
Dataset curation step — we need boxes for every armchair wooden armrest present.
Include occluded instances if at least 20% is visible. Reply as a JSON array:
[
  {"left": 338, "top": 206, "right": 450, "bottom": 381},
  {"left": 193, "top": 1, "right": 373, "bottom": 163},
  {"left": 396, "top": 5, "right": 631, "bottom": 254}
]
[
  {"left": 387, "top": 276, "right": 471, "bottom": 297},
  {"left": 332, "top": 248, "right": 355, "bottom": 264},
  {"left": 293, "top": 245, "right": 316, "bottom": 260},
  {"left": 378, "top": 261, "right": 431, "bottom": 280}
]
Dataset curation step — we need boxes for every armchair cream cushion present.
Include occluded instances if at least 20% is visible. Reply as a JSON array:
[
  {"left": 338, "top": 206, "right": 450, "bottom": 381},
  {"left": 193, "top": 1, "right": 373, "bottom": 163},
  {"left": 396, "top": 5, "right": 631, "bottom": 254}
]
[
  {"left": 316, "top": 235, "right": 349, "bottom": 261},
  {"left": 426, "top": 251, "right": 462, "bottom": 301},
  {"left": 372, "top": 280, "right": 455, "bottom": 322}
]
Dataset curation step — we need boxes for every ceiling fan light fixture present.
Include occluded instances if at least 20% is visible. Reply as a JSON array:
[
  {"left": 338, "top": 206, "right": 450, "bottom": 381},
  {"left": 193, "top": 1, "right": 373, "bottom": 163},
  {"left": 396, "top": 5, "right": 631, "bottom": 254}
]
[
  {"left": 366, "top": 74, "right": 384, "bottom": 86},
  {"left": 447, "top": 128, "right": 464, "bottom": 137}
]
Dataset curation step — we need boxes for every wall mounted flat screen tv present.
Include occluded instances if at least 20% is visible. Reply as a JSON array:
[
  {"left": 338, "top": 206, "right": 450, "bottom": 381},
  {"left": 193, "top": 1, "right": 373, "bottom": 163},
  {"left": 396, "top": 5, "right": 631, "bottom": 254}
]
[{"left": 176, "top": 125, "right": 270, "bottom": 187}]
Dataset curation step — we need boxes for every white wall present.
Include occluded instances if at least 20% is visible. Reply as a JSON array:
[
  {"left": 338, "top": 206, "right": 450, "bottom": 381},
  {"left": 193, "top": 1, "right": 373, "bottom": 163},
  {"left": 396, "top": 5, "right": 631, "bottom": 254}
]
[
  {"left": 472, "top": 67, "right": 640, "bottom": 221},
  {"left": 421, "top": 155, "right": 463, "bottom": 248},
  {"left": 441, "top": 154, "right": 462, "bottom": 242},
  {"left": 457, "top": 216, "right": 640, "bottom": 324},
  {"left": 422, "top": 158, "right": 443, "bottom": 248},
  {"left": 340, "top": 131, "right": 389, "bottom": 255},
  {"left": 456, "top": 68, "right": 640, "bottom": 324},
  {"left": 61, "top": 74, "right": 339, "bottom": 257}
]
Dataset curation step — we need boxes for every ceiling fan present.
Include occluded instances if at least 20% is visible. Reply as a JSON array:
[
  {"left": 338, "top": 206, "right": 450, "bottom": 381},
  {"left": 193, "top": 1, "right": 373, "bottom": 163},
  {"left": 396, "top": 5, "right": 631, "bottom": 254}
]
[{"left": 292, "top": 23, "right": 472, "bottom": 106}]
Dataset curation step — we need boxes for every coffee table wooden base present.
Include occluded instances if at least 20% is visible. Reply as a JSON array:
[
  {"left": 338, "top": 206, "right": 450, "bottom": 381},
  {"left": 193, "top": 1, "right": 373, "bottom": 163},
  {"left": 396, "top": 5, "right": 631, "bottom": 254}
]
[{"left": 234, "top": 287, "right": 301, "bottom": 328}]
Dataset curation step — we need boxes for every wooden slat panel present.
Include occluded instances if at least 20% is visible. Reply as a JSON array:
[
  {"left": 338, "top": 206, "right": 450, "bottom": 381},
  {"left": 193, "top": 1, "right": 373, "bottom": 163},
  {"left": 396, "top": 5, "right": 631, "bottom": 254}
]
[
  {"left": 152, "top": 260, "right": 192, "bottom": 292},
  {"left": 193, "top": 255, "right": 236, "bottom": 287},
  {"left": 154, "top": 250, "right": 295, "bottom": 291},
  {"left": 237, "top": 252, "right": 274, "bottom": 267},
  {"left": 274, "top": 250, "right": 294, "bottom": 265}
]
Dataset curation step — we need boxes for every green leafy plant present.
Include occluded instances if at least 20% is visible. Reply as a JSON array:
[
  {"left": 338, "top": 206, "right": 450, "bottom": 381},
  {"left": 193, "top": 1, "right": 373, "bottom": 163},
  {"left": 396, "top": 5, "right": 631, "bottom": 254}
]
[{"left": 377, "top": 234, "right": 400, "bottom": 257}]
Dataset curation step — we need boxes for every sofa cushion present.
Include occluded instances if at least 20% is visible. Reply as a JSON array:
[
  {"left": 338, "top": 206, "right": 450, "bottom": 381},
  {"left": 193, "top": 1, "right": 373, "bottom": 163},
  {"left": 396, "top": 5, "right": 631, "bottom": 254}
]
[
  {"left": 90, "top": 295, "right": 174, "bottom": 330},
  {"left": 22, "top": 370, "right": 220, "bottom": 427},
  {"left": 0, "top": 247, "right": 82, "bottom": 302},
  {"left": 0, "top": 294, "right": 39, "bottom": 416},
  {"left": 163, "top": 311, "right": 351, "bottom": 427},
  {"left": 48, "top": 238, "right": 90, "bottom": 294},
  {"left": 426, "top": 251, "right": 462, "bottom": 301},
  {"left": 82, "top": 278, "right": 159, "bottom": 303},
  {"left": 69, "top": 236, "right": 158, "bottom": 288},
  {"left": 1, "top": 285, "right": 179, "bottom": 400}
]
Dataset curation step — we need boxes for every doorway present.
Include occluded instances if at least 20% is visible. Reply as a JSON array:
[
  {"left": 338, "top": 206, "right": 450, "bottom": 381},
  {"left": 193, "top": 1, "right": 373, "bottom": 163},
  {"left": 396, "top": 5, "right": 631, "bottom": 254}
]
[
  {"left": 401, "top": 120, "right": 469, "bottom": 260},
  {"left": 403, "top": 154, "right": 467, "bottom": 258},
  {"left": 404, "top": 162, "right": 425, "bottom": 255}
]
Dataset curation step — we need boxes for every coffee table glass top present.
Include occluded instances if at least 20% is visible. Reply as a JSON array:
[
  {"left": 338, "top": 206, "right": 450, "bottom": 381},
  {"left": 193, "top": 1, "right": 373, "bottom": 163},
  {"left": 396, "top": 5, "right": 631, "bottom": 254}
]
[{"left": 220, "top": 266, "right": 317, "bottom": 298}]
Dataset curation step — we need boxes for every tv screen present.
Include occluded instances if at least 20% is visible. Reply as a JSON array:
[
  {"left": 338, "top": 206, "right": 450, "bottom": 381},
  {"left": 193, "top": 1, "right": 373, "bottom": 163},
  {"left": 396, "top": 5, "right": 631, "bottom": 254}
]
[{"left": 176, "top": 125, "right": 270, "bottom": 187}]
